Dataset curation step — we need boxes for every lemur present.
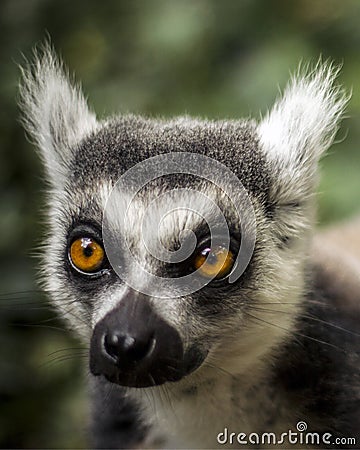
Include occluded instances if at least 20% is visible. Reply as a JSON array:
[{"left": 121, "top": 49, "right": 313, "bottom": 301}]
[{"left": 19, "top": 45, "right": 359, "bottom": 449}]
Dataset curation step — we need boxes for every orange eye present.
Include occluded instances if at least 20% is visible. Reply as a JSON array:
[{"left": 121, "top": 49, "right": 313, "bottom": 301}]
[
  {"left": 69, "top": 237, "right": 105, "bottom": 273},
  {"left": 193, "top": 245, "right": 235, "bottom": 280}
]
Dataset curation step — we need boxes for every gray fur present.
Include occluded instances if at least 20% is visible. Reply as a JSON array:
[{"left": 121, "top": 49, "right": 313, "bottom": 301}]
[{"left": 19, "top": 45, "right": 359, "bottom": 449}]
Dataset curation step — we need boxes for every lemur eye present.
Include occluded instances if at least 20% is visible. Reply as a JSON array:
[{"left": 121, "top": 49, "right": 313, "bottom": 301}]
[
  {"left": 193, "top": 245, "right": 235, "bottom": 280},
  {"left": 69, "top": 237, "right": 105, "bottom": 273}
]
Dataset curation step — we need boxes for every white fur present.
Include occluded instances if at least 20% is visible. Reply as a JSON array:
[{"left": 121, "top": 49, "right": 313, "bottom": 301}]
[
  {"left": 18, "top": 43, "right": 98, "bottom": 185},
  {"left": 259, "top": 62, "right": 348, "bottom": 163},
  {"left": 258, "top": 62, "right": 349, "bottom": 203}
]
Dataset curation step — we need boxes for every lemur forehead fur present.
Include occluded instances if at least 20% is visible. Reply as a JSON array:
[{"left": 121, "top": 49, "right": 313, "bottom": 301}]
[{"left": 19, "top": 44, "right": 359, "bottom": 449}]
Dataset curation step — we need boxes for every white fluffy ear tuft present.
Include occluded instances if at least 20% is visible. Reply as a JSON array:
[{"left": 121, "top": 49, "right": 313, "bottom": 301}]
[
  {"left": 19, "top": 42, "right": 98, "bottom": 185},
  {"left": 258, "top": 61, "right": 349, "bottom": 199}
]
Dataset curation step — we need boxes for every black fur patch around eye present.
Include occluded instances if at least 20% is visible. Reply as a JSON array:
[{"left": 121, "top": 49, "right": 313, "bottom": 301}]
[{"left": 64, "top": 222, "right": 117, "bottom": 294}]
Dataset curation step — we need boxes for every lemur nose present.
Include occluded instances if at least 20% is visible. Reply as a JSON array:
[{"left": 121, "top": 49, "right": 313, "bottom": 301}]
[
  {"left": 103, "top": 331, "right": 155, "bottom": 365},
  {"left": 90, "top": 290, "right": 185, "bottom": 387}
]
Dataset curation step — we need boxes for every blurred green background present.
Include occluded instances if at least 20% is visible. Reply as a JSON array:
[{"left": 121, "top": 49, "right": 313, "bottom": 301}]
[{"left": 0, "top": 0, "right": 359, "bottom": 447}]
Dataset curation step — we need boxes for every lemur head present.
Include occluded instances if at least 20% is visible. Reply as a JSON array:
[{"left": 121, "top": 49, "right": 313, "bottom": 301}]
[{"left": 19, "top": 45, "right": 347, "bottom": 388}]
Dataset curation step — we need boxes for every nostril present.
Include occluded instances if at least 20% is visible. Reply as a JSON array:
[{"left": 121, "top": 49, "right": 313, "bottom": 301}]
[
  {"left": 103, "top": 332, "right": 156, "bottom": 365},
  {"left": 103, "top": 333, "right": 131, "bottom": 360},
  {"left": 129, "top": 335, "right": 156, "bottom": 362}
]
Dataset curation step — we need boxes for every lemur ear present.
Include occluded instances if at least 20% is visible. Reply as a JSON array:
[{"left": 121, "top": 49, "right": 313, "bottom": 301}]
[
  {"left": 258, "top": 62, "right": 348, "bottom": 205},
  {"left": 19, "top": 43, "right": 98, "bottom": 187}
]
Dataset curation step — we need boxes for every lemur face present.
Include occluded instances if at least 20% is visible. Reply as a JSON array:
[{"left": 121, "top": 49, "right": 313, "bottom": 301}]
[
  {"left": 46, "top": 118, "right": 277, "bottom": 387},
  {"left": 19, "top": 46, "right": 347, "bottom": 387}
]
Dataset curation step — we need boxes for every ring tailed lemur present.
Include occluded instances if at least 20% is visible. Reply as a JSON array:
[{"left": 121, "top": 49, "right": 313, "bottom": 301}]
[{"left": 19, "top": 46, "right": 359, "bottom": 449}]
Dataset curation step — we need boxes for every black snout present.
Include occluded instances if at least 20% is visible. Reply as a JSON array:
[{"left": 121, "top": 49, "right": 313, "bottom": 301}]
[
  {"left": 90, "top": 291, "right": 194, "bottom": 387},
  {"left": 104, "top": 327, "right": 156, "bottom": 366}
]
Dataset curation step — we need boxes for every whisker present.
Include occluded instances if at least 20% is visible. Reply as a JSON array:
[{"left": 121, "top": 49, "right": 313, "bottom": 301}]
[
  {"left": 248, "top": 305, "right": 360, "bottom": 337},
  {"left": 162, "top": 384, "right": 176, "bottom": 417},
  {"left": 10, "top": 322, "right": 69, "bottom": 332},
  {"left": 100, "top": 381, "right": 116, "bottom": 417},
  {"left": 244, "top": 311, "right": 347, "bottom": 352},
  {"left": 203, "top": 361, "right": 235, "bottom": 378},
  {"left": 40, "top": 353, "right": 88, "bottom": 369},
  {"left": 148, "top": 373, "right": 156, "bottom": 387},
  {"left": 0, "top": 290, "right": 43, "bottom": 298},
  {"left": 46, "top": 347, "right": 87, "bottom": 357},
  {"left": 143, "top": 386, "right": 156, "bottom": 416}
]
